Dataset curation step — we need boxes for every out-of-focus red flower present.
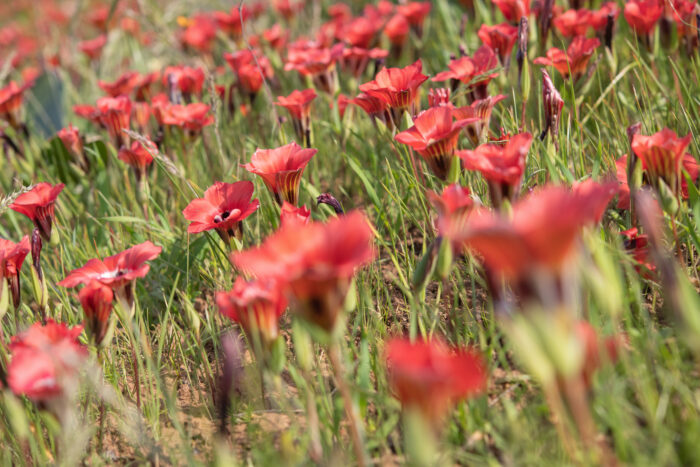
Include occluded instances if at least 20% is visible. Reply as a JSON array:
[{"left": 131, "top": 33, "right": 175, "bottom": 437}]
[
  {"left": 285, "top": 41, "right": 344, "bottom": 93},
  {"left": 263, "top": 24, "right": 288, "bottom": 50},
  {"left": 78, "top": 35, "right": 107, "bottom": 61},
  {"left": 341, "top": 47, "right": 388, "bottom": 79},
  {"left": 458, "top": 132, "right": 532, "bottom": 208},
  {"left": 336, "top": 93, "right": 351, "bottom": 119},
  {"left": 163, "top": 66, "right": 206, "bottom": 98},
  {"left": 454, "top": 183, "right": 617, "bottom": 283},
  {"left": 575, "top": 320, "right": 625, "bottom": 387},
  {"left": 131, "top": 101, "right": 152, "bottom": 132},
  {"left": 397, "top": 2, "right": 432, "bottom": 27},
  {"left": 478, "top": 23, "right": 518, "bottom": 65},
  {"left": 624, "top": 0, "right": 664, "bottom": 37},
  {"left": 493, "top": 0, "right": 530, "bottom": 22},
  {"left": 275, "top": 89, "right": 317, "bottom": 146},
  {"left": 552, "top": 9, "right": 593, "bottom": 37},
  {"left": 631, "top": 128, "right": 693, "bottom": 196},
  {"left": 159, "top": 102, "right": 214, "bottom": 132},
  {"left": 385, "top": 338, "right": 487, "bottom": 424},
  {"left": 58, "top": 242, "right": 162, "bottom": 295},
  {"left": 57, "top": 125, "right": 83, "bottom": 160},
  {"left": 590, "top": 2, "right": 620, "bottom": 32},
  {"left": 384, "top": 14, "right": 410, "bottom": 46},
  {"left": 534, "top": 36, "right": 600, "bottom": 80},
  {"left": 94, "top": 96, "right": 132, "bottom": 147},
  {"left": 214, "top": 7, "right": 250, "bottom": 38},
  {"left": 242, "top": 142, "right": 317, "bottom": 206},
  {"left": 79, "top": 281, "right": 113, "bottom": 346},
  {"left": 280, "top": 202, "right": 311, "bottom": 227},
  {"left": 8, "top": 320, "right": 87, "bottom": 402},
  {"left": 620, "top": 227, "right": 655, "bottom": 276},
  {"left": 232, "top": 211, "right": 375, "bottom": 332},
  {"left": 87, "top": 5, "right": 115, "bottom": 32},
  {"left": 0, "top": 81, "right": 30, "bottom": 129},
  {"left": 452, "top": 94, "right": 506, "bottom": 145},
  {"left": 182, "top": 181, "right": 260, "bottom": 241},
  {"left": 0, "top": 235, "right": 30, "bottom": 309},
  {"left": 672, "top": 0, "right": 700, "bottom": 44},
  {"left": 340, "top": 17, "right": 380, "bottom": 49},
  {"left": 224, "top": 50, "right": 274, "bottom": 96},
  {"left": 179, "top": 13, "right": 217, "bottom": 53},
  {"left": 216, "top": 277, "right": 287, "bottom": 347},
  {"left": 98, "top": 71, "right": 140, "bottom": 97},
  {"left": 427, "top": 184, "right": 475, "bottom": 242},
  {"left": 118, "top": 138, "right": 156, "bottom": 174},
  {"left": 395, "top": 106, "right": 476, "bottom": 180},
  {"left": 10, "top": 183, "right": 64, "bottom": 241},
  {"left": 359, "top": 59, "right": 428, "bottom": 122},
  {"left": 274, "top": 0, "right": 304, "bottom": 19},
  {"left": 615, "top": 154, "right": 631, "bottom": 210}
]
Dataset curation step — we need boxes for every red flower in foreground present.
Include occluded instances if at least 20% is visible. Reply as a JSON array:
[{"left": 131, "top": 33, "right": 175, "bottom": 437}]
[
  {"left": 78, "top": 35, "right": 107, "bottom": 60},
  {"left": 478, "top": 23, "right": 518, "bottom": 66},
  {"left": 280, "top": 202, "right": 311, "bottom": 227},
  {"left": 232, "top": 211, "right": 375, "bottom": 332},
  {"left": 552, "top": 9, "right": 593, "bottom": 37},
  {"left": 395, "top": 106, "right": 476, "bottom": 180},
  {"left": 385, "top": 338, "right": 487, "bottom": 424},
  {"left": 359, "top": 60, "right": 428, "bottom": 122},
  {"left": 58, "top": 242, "right": 162, "bottom": 299},
  {"left": 95, "top": 96, "right": 132, "bottom": 147},
  {"left": 631, "top": 128, "right": 693, "bottom": 196},
  {"left": 492, "top": 0, "right": 530, "bottom": 22},
  {"left": 534, "top": 36, "right": 600, "bottom": 80},
  {"left": 242, "top": 142, "right": 317, "bottom": 206},
  {"left": 452, "top": 94, "right": 506, "bottom": 145},
  {"left": 458, "top": 132, "right": 533, "bottom": 208},
  {"left": 624, "top": 0, "right": 664, "bottom": 37},
  {"left": 427, "top": 184, "right": 475, "bottom": 242},
  {"left": 216, "top": 277, "right": 287, "bottom": 347},
  {"left": 8, "top": 320, "right": 87, "bottom": 402},
  {"left": 275, "top": 89, "right": 317, "bottom": 147},
  {"left": 10, "top": 182, "right": 65, "bottom": 241},
  {"left": 182, "top": 181, "right": 260, "bottom": 241},
  {"left": 0, "top": 235, "right": 30, "bottom": 309},
  {"left": 79, "top": 281, "right": 114, "bottom": 346},
  {"left": 0, "top": 81, "right": 29, "bottom": 128}
]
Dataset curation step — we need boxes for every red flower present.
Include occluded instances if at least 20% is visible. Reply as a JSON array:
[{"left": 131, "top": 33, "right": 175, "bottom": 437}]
[
  {"left": 179, "top": 14, "right": 217, "bottom": 53},
  {"left": 428, "top": 88, "right": 451, "bottom": 107},
  {"left": 395, "top": 106, "right": 476, "bottom": 180},
  {"left": 631, "top": 128, "right": 693, "bottom": 196},
  {"left": 98, "top": 71, "right": 140, "bottom": 97},
  {"left": 263, "top": 24, "right": 288, "bottom": 50},
  {"left": 0, "top": 235, "right": 30, "bottom": 309},
  {"left": 458, "top": 132, "right": 533, "bottom": 207},
  {"left": 284, "top": 41, "right": 344, "bottom": 93},
  {"left": 341, "top": 47, "right": 389, "bottom": 79},
  {"left": 224, "top": 50, "right": 274, "bottom": 96},
  {"left": 78, "top": 35, "right": 107, "bottom": 60},
  {"left": 163, "top": 66, "right": 206, "bottom": 97},
  {"left": 352, "top": 92, "right": 393, "bottom": 129},
  {"left": 433, "top": 47, "right": 499, "bottom": 100},
  {"left": 10, "top": 182, "right": 65, "bottom": 241},
  {"left": 232, "top": 211, "right": 375, "bottom": 332},
  {"left": 478, "top": 23, "right": 518, "bottom": 65},
  {"left": 397, "top": 2, "right": 432, "bottom": 27},
  {"left": 216, "top": 277, "right": 287, "bottom": 347},
  {"left": 243, "top": 142, "right": 317, "bottom": 205},
  {"left": 95, "top": 96, "right": 132, "bottom": 147},
  {"left": 118, "top": 139, "right": 156, "bottom": 175},
  {"left": 79, "top": 281, "right": 114, "bottom": 346},
  {"left": 576, "top": 321, "right": 624, "bottom": 387},
  {"left": 590, "top": 2, "right": 620, "bottom": 32},
  {"left": 624, "top": 0, "right": 664, "bottom": 36},
  {"left": 182, "top": 181, "right": 260, "bottom": 241},
  {"left": 552, "top": 9, "right": 593, "bottom": 37},
  {"left": 214, "top": 7, "right": 249, "bottom": 38},
  {"left": 432, "top": 57, "right": 475, "bottom": 84},
  {"left": 384, "top": 14, "right": 410, "bottom": 46},
  {"left": 336, "top": 93, "right": 351, "bottom": 119},
  {"left": 159, "top": 102, "right": 214, "bottom": 132},
  {"left": 452, "top": 94, "right": 506, "bottom": 145},
  {"left": 0, "top": 81, "right": 29, "bottom": 128},
  {"left": 427, "top": 184, "right": 475, "bottom": 242},
  {"left": 492, "top": 0, "right": 530, "bottom": 22},
  {"left": 58, "top": 241, "right": 162, "bottom": 294},
  {"left": 57, "top": 125, "right": 83, "bottom": 160},
  {"left": 385, "top": 338, "right": 487, "bottom": 424},
  {"left": 615, "top": 154, "right": 631, "bottom": 210},
  {"left": 620, "top": 227, "right": 656, "bottom": 275},
  {"left": 275, "top": 89, "right": 317, "bottom": 146},
  {"left": 534, "top": 36, "right": 600, "bottom": 80},
  {"left": 359, "top": 59, "right": 428, "bottom": 121},
  {"left": 8, "top": 320, "right": 87, "bottom": 402},
  {"left": 280, "top": 202, "right": 311, "bottom": 227},
  {"left": 341, "top": 17, "right": 380, "bottom": 48}
]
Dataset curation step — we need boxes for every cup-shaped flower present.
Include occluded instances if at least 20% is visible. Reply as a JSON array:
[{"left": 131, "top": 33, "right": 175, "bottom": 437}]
[
  {"left": 78, "top": 281, "right": 114, "bottom": 347},
  {"left": 452, "top": 94, "right": 506, "bottom": 145},
  {"left": 552, "top": 9, "right": 593, "bottom": 37},
  {"left": 275, "top": 89, "right": 317, "bottom": 146},
  {"left": 7, "top": 320, "right": 87, "bottom": 403},
  {"left": 590, "top": 2, "right": 620, "bottom": 33},
  {"left": 242, "top": 142, "right": 317, "bottom": 206},
  {"left": 216, "top": 277, "right": 287, "bottom": 349},
  {"left": 118, "top": 138, "right": 157, "bottom": 179},
  {"left": 534, "top": 36, "right": 600, "bottom": 81},
  {"left": 78, "top": 35, "right": 107, "bottom": 60},
  {"left": 395, "top": 106, "right": 477, "bottom": 180},
  {"left": 95, "top": 96, "right": 132, "bottom": 147},
  {"left": 458, "top": 132, "right": 532, "bottom": 208},
  {"left": 359, "top": 60, "right": 428, "bottom": 122},
  {"left": 280, "top": 202, "right": 311, "bottom": 227},
  {"left": 98, "top": 71, "right": 140, "bottom": 97},
  {"left": 158, "top": 102, "right": 214, "bottom": 132},
  {"left": 631, "top": 128, "right": 693, "bottom": 198},
  {"left": 426, "top": 184, "right": 475, "bottom": 243},
  {"left": 182, "top": 181, "right": 260, "bottom": 241},
  {"left": 385, "top": 338, "right": 487, "bottom": 425},
  {"left": 0, "top": 81, "right": 30, "bottom": 129},
  {"left": 492, "top": 0, "right": 530, "bottom": 22},
  {"left": 57, "top": 125, "right": 84, "bottom": 161},
  {"left": 10, "top": 182, "right": 65, "bottom": 241},
  {"left": 384, "top": 13, "right": 410, "bottom": 47},
  {"left": 478, "top": 23, "right": 518, "bottom": 66},
  {"left": 162, "top": 65, "right": 206, "bottom": 98},
  {"left": 352, "top": 92, "right": 393, "bottom": 129},
  {"left": 624, "top": 0, "right": 663, "bottom": 37},
  {"left": 0, "top": 236, "right": 30, "bottom": 309},
  {"left": 620, "top": 227, "right": 655, "bottom": 276},
  {"left": 232, "top": 211, "right": 375, "bottom": 333},
  {"left": 58, "top": 241, "right": 162, "bottom": 304}
]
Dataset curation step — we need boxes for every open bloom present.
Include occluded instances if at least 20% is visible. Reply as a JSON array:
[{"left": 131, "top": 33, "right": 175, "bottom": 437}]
[
  {"left": 534, "top": 36, "right": 600, "bottom": 80},
  {"left": 163, "top": 66, "right": 206, "bottom": 98},
  {"left": 0, "top": 81, "right": 29, "bottom": 128},
  {"left": 631, "top": 128, "right": 693, "bottom": 197},
  {"left": 458, "top": 132, "right": 533, "bottom": 208},
  {"left": 280, "top": 202, "right": 311, "bottom": 227},
  {"left": 182, "top": 181, "right": 260, "bottom": 241},
  {"left": 275, "top": 89, "right": 317, "bottom": 147},
  {"left": 624, "top": 0, "right": 663, "bottom": 38},
  {"left": 232, "top": 211, "right": 375, "bottom": 333},
  {"left": 95, "top": 96, "right": 132, "bottom": 147},
  {"left": 118, "top": 138, "right": 156, "bottom": 177},
  {"left": 385, "top": 338, "right": 487, "bottom": 425},
  {"left": 493, "top": 0, "right": 530, "bottom": 22},
  {"left": 590, "top": 2, "right": 620, "bottom": 33},
  {"left": 224, "top": 50, "right": 274, "bottom": 97},
  {"left": 178, "top": 14, "right": 217, "bottom": 53},
  {"left": 395, "top": 106, "right": 476, "bottom": 180},
  {"left": 433, "top": 47, "right": 499, "bottom": 100},
  {"left": 98, "top": 71, "right": 140, "bottom": 97},
  {"left": 8, "top": 320, "right": 87, "bottom": 403},
  {"left": 58, "top": 241, "right": 162, "bottom": 303},
  {"left": 10, "top": 182, "right": 65, "bottom": 241},
  {"left": 242, "top": 142, "right": 317, "bottom": 206},
  {"left": 57, "top": 125, "right": 84, "bottom": 161},
  {"left": 284, "top": 41, "right": 344, "bottom": 94},
  {"left": 216, "top": 277, "right": 287, "bottom": 348},
  {"left": 552, "top": 9, "right": 593, "bottom": 37},
  {"left": 478, "top": 23, "right": 518, "bottom": 66},
  {"left": 352, "top": 92, "right": 393, "bottom": 129},
  {"left": 0, "top": 235, "right": 30, "bottom": 309},
  {"left": 452, "top": 94, "right": 506, "bottom": 145},
  {"left": 359, "top": 60, "right": 428, "bottom": 122},
  {"left": 157, "top": 102, "right": 214, "bottom": 133},
  {"left": 427, "top": 184, "right": 475, "bottom": 243},
  {"left": 79, "top": 281, "right": 114, "bottom": 346}
]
